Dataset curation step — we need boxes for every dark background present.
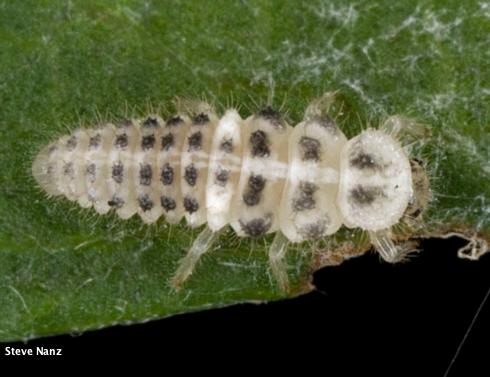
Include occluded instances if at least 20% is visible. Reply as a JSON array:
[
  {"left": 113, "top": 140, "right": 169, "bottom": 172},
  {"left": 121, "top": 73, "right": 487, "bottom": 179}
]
[{"left": 2, "top": 237, "right": 489, "bottom": 375}]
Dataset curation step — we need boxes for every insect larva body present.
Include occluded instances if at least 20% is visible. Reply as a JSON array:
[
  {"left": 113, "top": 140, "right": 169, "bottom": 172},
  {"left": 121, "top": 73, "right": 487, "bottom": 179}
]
[{"left": 32, "top": 93, "right": 423, "bottom": 291}]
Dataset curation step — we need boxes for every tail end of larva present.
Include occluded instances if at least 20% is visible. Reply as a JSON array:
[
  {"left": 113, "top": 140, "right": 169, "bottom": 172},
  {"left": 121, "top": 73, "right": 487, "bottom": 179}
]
[{"left": 32, "top": 143, "right": 61, "bottom": 196}]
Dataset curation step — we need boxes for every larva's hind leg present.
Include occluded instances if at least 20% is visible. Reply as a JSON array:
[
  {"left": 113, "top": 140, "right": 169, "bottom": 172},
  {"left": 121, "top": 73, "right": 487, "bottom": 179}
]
[
  {"left": 170, "top": 225, "right": 224, "bottom": 290},
  {"left": 268, "top": 231, "right": 290, "bottom": 292}
]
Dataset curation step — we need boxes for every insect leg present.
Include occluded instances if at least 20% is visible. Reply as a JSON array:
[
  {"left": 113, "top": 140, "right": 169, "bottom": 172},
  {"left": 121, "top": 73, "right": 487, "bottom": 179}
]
[
  {"left": 268, "top": 231, "right": 290, "bottom": 292},
  {"left": 170, "top": 225, "right": 224, "bottom": 290},
  {"left": 368, "top": 229, "right": 402, "bottom": 263}
]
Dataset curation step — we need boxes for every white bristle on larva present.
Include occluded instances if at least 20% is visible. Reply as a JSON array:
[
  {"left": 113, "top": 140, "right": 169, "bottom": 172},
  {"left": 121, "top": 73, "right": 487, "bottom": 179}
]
[{"left": 32, "top": 93, "right": 419, "bottom": 291}]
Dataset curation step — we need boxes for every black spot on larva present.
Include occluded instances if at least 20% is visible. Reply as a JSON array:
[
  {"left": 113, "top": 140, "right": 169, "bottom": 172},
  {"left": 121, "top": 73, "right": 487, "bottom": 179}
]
[
  {"left": 108, "top": 195, "right": 124, "bottom": 209},
  {"left": 250, "top": 130, "right": 270, "bottom": 158},
  {"left": 239, "top": 216, "right": 272, "bottom": 237},
  {"left": 160, "top": 163, "right": 174, "bottom": 185},
  {"left": 143, "top": 117, "right": 159, "bottom": 128},
  {"left": 183, "top": 196, "right": 199, "bottom": 213},
  {"left": 350, "top": 152, "right": 380, "bottom": 170},
  {"left": 248, "top": 174, "right": 266, "bottom": 192},
  {"left": 349, "top": 185, "right": 384, "bottom": 205},
  {"left": 66, "top": 136, "right": 77, "bottom": 151},
  {"left": 166, "top": 116, "right": 183, "bottom": 127},
  {"left": 293, "top": 181, "right": 318, "bottom": 211},
  {"left": 47, "top": 165, "right": 54, "bottom": 176},
  {"left": 411, "top": 157, "right": 424, "bottom": 166},
  {"left": 410, "top": 208, "right": 423, "bottom": 218},
  {"left": 138, "top": 194, "right": 154, "bottom": 212},
  {"left": 215, "top": 169, "right": 230, "bottom": 186},
  {"left": 139, "top": 164, "right": 152, "bottom": 186},
  {"left": 193, "top": 113, "right": 209, "bottom": 125},
  {"left": 112, "top": 162, "right": 124, "bottom": 184},
  {"left": 48, "top": 145, "right": 57, "bottom": 154},
  {"left": 299, "top": 219, "right": 329, "bottom": 240},
  {"left": 120, "top": 119, "right": 133, "bottom": 127},
  {"left": 299, "top": 136, "right": 321, "bottom": 162},
  {"left": 141, "top": 134, "right": 156, "bottom": 150},
  {"left": 257, "top": 106, "right": 284, "bottom": 128},
  {"left": 243, "top": 174, "right": 266, "bottom": 206},
  {"left": 316, "top": 115, "right": 338, "bottom": 132},
  {"left": 89, "top": 134, "right": 101, "bottom": 149},
  {"left": 184, "top": 164, "right": 198, "bottom": 186},
  {"left": 161, "top": 196, "right": 177, "bottom": 211},
  {"left": 188, "top": 131, "right": 202, "bottom": 151},
  {"left": 219, "top": 138, "right": 234, "bottom": 153},
  {"left": 161, "top": 133, "right": 174, "bottom": 151},
  {"left": 115, "top": 133, "right": 129, "bottom": 149},
  {"left": 63, "top": 162, "right": 74, "bottom": 177},
  {"left": 86, "top": 163, "right": 96, "bottom": 183}
]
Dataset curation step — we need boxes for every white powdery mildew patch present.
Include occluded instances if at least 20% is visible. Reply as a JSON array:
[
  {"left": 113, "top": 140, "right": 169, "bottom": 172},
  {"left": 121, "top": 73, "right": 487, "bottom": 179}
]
[
  {"left": 308, "top": 2, "right": 359, "bottom": 27},
  {"left": 479, "top": 2, "right": 490, "bottom": 18},
  {"left": 444, "top": 128, "right": 490, "bottom": 172},
  {"left": 32, "top": 94, "right": 422, "bottom": 291}
]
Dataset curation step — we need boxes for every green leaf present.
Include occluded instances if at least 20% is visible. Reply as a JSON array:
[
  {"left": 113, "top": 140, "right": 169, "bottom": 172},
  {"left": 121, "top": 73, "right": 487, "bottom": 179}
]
[{"left": 0, "top": 0, "right": 488, "bottom": 341}]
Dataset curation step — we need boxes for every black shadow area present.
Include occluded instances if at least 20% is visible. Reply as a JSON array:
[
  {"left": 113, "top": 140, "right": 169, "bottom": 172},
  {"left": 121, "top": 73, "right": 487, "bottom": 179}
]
[{"left": 1, "top": 237, "right": 489, "bottom": 374}]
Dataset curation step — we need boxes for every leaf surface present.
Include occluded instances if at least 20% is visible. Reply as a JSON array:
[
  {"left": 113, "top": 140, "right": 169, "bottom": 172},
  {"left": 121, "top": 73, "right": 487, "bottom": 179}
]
[{"left": 0, "top": 0, "right": 488, "bottom": 341}]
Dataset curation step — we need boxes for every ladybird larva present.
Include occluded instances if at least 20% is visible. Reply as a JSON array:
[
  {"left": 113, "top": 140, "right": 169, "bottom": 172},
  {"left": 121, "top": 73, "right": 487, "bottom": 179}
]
[{"left": 32, "top": 93, "right": 425, "bottom": 292}]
